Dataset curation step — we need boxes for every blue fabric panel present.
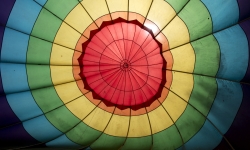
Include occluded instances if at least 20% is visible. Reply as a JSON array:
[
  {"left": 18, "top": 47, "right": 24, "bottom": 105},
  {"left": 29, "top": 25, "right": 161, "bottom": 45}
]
[
  {"left": 46, "top": 135, "right": 81, "bottom": 148},
  {"left": 179, "top": 120, "right": 222, "bottom": 150},
  {"left": 207, "top": 79, "right": 242, "bottom": 133},
  {"left": 0, "top": 1, "right": 20, "bottom": 130},
  {"left": 1, "top": 28, "right": 29, "bottom": 63},
  {"left": 0, "top": 63, "right": 29, "bottom": 94},
  {"left": 214, "top": 25, "right": 248, "bottom": 81},
  {"left": 0, "top": 0, "right": 15, "bottom": 92},
  {"left": 201, "top": 0, "right": 239, "bottom": 32},
  {"left": 7, "top": 91, "right": 43, "bottom": 121},
  {"left": 23, "top": 115, "right": 62, "bottom": 143},
  {"left": 6, "top": 0, "right": 43, "bottom": 34}
]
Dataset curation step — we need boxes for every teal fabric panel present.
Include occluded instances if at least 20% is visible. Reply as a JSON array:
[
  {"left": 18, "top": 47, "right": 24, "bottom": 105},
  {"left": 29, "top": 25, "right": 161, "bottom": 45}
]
[
  {"left": 178, "top": 120, "right": 222, "bottom": 150},
  {"left": 1, "top": 28, "right": 29, "bottom": 63},
  {"left": 46, "top": 135, "right": 81, "bottom": 148},
  {"left": 23, "top": 115, "right": 62, "bottom": 142},
  {"left": 214, "top": 25, "right": 248, "bottom": 81},
  {"left": 7, "top": 91, "right": 43, "bottom": 121},
  {"left": 179, "top": 79, "right": 242, "bottom": 149},
  {"left": 1, "top": 63, "right": 29, "bottom": 93},
  {"left": 207, "top": 79, "right": 242, "bottom": 133},
  {"left": 6, "top": 0, "right": 44, "bottom": 34},
  {"left": 202, "top": 0, "right": 239, "bottom": 32}
]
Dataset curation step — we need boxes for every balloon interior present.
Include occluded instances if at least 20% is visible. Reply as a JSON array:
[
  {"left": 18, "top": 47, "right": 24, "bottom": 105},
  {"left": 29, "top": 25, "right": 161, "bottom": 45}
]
[{"left": 0, "top": 0, "right": 250, "bottom": 150}]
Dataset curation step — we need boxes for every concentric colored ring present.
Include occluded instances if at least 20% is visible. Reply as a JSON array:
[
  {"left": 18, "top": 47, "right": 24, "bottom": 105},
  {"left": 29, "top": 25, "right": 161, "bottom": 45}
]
[
  {"left": 0, "top": 0, "right": 250, "bottom": 149},
  {"left": 73, "top": 12, "right": 175, "bottom": 117},
  {"left": 79, "top": 19, "right": 165, "bottom": 107}
]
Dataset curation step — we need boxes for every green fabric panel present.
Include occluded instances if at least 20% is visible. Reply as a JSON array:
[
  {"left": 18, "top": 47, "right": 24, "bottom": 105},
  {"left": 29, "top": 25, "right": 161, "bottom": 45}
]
[
  {"left": 152, "top": 125, "right": 182, "bottom": 150},
  {"left": 191, "top": 35, "right": 220, "bottom": 76},
  {"left": 45, "top": 106, "right": 80, "bottom": 132},
  {"left": 90, "top": 134, "right": 125, "bottom": 150},
  {"left": 26, "top": 65, "right": 52, "bottom": 89},
  {"left": 165, "top": 0, "right": 189, "bottom": 13},
  {"left": 66, "top": 122, "right": 102, "bottom": 146},
  {"left": 27, "top": 37, "right": 52, "bottom": 64},
  {"left": 173, "top": 75, "right": 216, "bottom": 143},
  {"left": 178, "top": 0, "right": 212, "bottom": 41},
  {"left": 44, "top": 0, "right": 79, "bottom": 20},
  {"left": 121, "top": 136, "right": 152, "bottom": 150},
  {"left": 31, "top": 9, "right": 62, "bottom": 42},
  {"left": 31, "top": 86, "right": 63, "bottom": 113},
  {"left": 189, "top": 75, "right": 217, "bottom": 115},
  {"left": 175, "top": 104, "right": 205, "bottom": 143}
]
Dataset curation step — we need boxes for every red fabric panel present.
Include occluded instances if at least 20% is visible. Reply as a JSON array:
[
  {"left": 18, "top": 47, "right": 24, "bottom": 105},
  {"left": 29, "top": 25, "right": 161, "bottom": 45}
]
[{"left": 80, "top": 19, "right": 166, "bottom": 107}]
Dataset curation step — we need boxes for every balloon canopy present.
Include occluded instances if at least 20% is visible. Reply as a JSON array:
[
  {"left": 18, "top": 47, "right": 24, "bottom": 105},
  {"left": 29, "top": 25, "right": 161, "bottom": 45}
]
[{"left": 0, "top": 0, "right": 250, "bottom": 149}]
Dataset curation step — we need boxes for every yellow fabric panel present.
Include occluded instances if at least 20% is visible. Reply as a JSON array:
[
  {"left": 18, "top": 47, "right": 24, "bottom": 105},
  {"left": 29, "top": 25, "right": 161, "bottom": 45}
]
[
  {"left": 65, "top": 93, "right": 130, "bottom": 137},
  {"left": 162, "top": 91, "right": 187, "bottom": 122},
  {"left": 64, "top": 3, "right": 94, "bottom": 33},
  {"left": 54, "top": 22, "right": 81, "bottom": 49},
  {"left": 66, "top": 96, "right": 96, "bottom": 120},
  {"left": 129, "top": 0, "right": 152, "bottom": 17},
  {"left": 147, "top": 0, "right": 176, "bottom": 32},
  {"left": 128, "top": 114, "right": 151, "bottom": 137},
  {"left": 84, "top": 106, "right": 113, "bottom": 132},
  {"left": 50, "top": 66, "right": 75, "bottom": 85},
  {"left": 54, "top": 81, "right": 83, "bottom": 103},
  {"left": 104, "top": 114, "right": 129, "bottom": 137},
  {"left": 50, "top": 44, "right": 74, "bottom": 65},
  {"left": 171, "top": 43, "right": 195, "bottom": 73},
  {"left": 81, "top": 0, "right": 110, "bottom": 21},
  {"left": 169, "top": 71, "right": 194, "bottom": 101},
  {"left": 161, "top": 16, "right": 189, "bottom": 49},
  {"left": 148, "top": 105, "right": 172, "bottom": 134},
  {"left": 107, "top": 0, "right": 128, "bottom": 12}
]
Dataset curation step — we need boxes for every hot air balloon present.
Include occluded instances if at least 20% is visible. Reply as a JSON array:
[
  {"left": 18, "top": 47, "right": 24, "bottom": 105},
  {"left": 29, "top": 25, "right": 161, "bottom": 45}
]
[{"left": 0, "top": 0, "right": 250, "bottom": 149}]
